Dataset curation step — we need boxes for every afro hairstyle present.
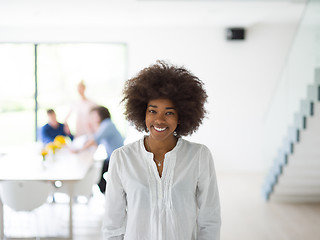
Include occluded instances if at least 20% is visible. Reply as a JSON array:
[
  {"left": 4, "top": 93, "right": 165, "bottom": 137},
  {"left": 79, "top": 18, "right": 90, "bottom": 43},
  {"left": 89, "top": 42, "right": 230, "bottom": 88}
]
[{"left": 122, "top": 60, "right": 208, "bottom": 136}]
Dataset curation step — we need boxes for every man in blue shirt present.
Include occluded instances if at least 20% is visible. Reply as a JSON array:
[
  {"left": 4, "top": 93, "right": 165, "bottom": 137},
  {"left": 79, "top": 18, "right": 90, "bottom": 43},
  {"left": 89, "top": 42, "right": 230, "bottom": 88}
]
[
  {"left": 73, "top": 106, "right": 124, "bottom": 193},
  {"left": 41, "top": 109, "right": 74, "bottom": 144}
]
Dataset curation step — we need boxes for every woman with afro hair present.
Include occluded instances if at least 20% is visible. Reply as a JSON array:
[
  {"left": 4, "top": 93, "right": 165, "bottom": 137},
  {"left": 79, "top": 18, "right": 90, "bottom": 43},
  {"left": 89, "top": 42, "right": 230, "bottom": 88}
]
[{"left": 102, "top": 61, "right": 221, "bottom": 240}]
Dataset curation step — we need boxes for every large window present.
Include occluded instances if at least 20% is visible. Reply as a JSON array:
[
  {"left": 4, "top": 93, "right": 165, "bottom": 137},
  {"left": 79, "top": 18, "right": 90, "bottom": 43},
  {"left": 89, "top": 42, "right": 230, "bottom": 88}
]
[
  {"left": 0, "top": 43, "right": 128, "bottom": 146},
  {"left": 0, "top": 44, "right": 35, "bottom": 145}
]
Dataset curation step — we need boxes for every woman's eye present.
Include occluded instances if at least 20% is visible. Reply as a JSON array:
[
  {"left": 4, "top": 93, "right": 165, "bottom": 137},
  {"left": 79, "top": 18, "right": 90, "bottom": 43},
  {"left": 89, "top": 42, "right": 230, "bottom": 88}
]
[
  {"left": 166, "top": 112, "right": 174, "bottom": 115},
  {"left": 149, "top": 110, "right": 156, "bottom": 113}
]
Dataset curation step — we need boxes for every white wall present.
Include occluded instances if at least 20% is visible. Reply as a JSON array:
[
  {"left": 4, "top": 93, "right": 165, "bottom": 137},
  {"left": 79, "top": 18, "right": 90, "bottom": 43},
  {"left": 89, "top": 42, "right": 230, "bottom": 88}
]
[
  {"left": 121, "top": 24, "right": 301, "bottom": 172},
  {"left": 0, "top": 17, "right": 302, "bottom": 172}
]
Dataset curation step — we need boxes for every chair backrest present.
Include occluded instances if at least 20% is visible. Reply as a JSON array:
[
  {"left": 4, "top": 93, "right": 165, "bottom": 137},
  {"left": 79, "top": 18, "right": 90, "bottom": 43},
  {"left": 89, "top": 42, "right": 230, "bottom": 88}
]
[
  {"left": 73, "top": 163, "right": 101, "bottom": 198},
  {"left": 56, "top": 160, "right": 103, "bottom": 199},
  {"left": 0, "top": 180, "right": 51, "bottom": 211}
]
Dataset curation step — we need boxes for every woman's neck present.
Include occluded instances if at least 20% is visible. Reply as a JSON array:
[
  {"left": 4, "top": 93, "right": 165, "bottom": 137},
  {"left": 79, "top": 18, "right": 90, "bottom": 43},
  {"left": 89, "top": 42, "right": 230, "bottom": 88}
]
[{"left": 147, "top": 135, "right": 177, "bottom": 155}]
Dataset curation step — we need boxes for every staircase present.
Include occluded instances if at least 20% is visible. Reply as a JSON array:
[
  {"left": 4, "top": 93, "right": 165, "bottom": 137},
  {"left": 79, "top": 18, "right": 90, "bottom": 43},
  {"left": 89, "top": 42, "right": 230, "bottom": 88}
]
[{"left": 263, "top": 68, "right": 320, "bottom": 202}]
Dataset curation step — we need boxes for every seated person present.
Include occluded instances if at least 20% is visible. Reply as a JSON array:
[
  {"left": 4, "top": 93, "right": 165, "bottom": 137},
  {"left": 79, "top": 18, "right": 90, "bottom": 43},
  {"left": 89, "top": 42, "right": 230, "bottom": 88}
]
[
  {"left": 73, "top": 106, "right": 124, "bottom": 193},
  {"left": 41, "top": 109, "right": 74, "bottom": 144}
]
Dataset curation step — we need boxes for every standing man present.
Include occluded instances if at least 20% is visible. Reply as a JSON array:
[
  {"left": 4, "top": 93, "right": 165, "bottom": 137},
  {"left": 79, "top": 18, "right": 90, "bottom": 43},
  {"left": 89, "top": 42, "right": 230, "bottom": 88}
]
[{"left": 65, "top": 80, "right": 97, "bottom": 137}]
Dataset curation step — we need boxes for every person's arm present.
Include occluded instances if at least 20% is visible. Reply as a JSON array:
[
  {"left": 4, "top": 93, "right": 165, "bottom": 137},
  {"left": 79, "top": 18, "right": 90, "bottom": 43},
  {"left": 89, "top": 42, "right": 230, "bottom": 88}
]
[
  {"left": 41, "top": 125, "right": 52, "bottom": 144},
  {"left": 82, "top": 139, "right": 96, "bottom": 150},
  {"left": 102, "top": 150, "right": 127, "bottom": 239},
  {"left": 63, "top": 123, "right": 74, "bottom": 140},
  {"left": 94, "top": 119, "right": 109, "bottom": 144},
  {"left": 70, "top": 120, "right": 105, "bottom": 153},
  {"left": 196, "top": 145, "right": 221, "bottom": 240},
  {"left": 70, "top": 138, "right": 97, "bottom": 153}
]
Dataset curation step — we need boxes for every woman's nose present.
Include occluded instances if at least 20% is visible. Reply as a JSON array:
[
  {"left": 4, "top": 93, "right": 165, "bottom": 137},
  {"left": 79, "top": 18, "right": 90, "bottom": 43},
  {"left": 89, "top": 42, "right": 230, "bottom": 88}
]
[{"left": 154, "top": 114, "right": 165, "bottom": 123}]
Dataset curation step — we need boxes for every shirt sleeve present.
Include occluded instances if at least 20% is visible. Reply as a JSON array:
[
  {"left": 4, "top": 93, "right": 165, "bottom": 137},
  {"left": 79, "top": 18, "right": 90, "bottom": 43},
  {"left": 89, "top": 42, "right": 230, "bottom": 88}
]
[
  {"left": 94, "top": 120, "right": 109, "bottom": 144},
  {"left": 41, "top": 125, "right": 52, "bottom": 144},
  {"left": 196, "top": 145, "right": 221, "bottom": 240},
  {"left": 102, "top": 150, "right": 127, "bottom": 240},
  {"left": 61, "top": 123, "right": 74, "bottom": 141}
]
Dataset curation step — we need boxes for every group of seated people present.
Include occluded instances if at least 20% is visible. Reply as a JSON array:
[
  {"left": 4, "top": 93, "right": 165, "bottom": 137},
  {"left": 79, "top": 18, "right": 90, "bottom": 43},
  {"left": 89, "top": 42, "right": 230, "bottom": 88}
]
[{"left": 40, "top": 106, "right": 123, "bottom": 194}]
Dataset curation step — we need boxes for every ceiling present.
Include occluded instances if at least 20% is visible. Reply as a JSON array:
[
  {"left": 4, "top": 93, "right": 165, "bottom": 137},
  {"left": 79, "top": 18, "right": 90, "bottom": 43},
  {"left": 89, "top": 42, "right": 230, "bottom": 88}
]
[{"left": 0, "top": 0, "right": 306, "bottom": 28}]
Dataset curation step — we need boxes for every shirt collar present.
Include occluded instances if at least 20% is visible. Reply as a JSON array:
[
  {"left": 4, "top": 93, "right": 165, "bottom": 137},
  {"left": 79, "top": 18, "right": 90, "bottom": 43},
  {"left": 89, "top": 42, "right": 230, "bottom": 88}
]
[{"left": 140, "top": 135, "right": 182, "bottom": 158}]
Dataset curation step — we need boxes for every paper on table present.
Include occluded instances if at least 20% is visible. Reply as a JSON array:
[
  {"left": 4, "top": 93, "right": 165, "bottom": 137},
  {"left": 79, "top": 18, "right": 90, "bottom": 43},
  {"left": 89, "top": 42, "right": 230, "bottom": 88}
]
[{"left": 68, "top": 135, "right": 88, "bottom": 150}]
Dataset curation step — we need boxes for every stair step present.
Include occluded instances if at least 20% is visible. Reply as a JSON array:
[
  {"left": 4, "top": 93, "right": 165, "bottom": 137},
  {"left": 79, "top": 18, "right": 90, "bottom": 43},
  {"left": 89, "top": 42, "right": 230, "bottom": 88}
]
[
  {"left": 315, "top": 68, "right": 320, "bottom": 84},
  {"left": 288, "top": 153, "right": 320, "bottom": 163},
  {"left": 277, "top": 179, "right": 320, "bottom": 189},
  {"left": 287, "top": 160, "right": 320, "bottom": 169},
  {"left": 270, "top": 194, "right": 320, "bottom": 203},
  {"left": 307, "top": 84, "right": 320, "bottom": 102},
  {"left": 274, "top": 185, "right": 320, "bottom": 195},
  {"left": 282, "top": 167, "right": 320, "bottom": 177}
]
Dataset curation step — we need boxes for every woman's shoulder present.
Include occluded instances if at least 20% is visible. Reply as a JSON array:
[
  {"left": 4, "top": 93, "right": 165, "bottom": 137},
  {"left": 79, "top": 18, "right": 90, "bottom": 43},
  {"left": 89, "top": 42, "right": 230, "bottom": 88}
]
[
  {"left": 109, "top": 139, "right": 143, "bottom": 168},
  {"left": 178, "top": 139, "right": 214, "bottom": 167},
  {"left": 111, "top": 138, "right": 142, "bottom": 156},
  {"left": 179, "top": 138, "right": 210, "bottom": 153}
]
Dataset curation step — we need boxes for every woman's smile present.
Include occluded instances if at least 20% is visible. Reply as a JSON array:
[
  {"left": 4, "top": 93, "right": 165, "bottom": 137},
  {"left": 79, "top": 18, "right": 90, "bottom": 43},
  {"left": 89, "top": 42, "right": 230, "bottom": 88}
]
[{"left": 153, "top": 126, "right": 167, "bottom": 132}]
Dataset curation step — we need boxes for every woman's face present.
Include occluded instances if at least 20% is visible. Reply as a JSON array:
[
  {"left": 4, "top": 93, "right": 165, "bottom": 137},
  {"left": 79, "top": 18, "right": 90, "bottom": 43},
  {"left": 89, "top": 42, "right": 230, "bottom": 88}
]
[
  {"left": 145, "top": 98, "right": 178, "bottom": 142},
  {"left": 90, "top": 111, "right": 101, "bottom": 131}
]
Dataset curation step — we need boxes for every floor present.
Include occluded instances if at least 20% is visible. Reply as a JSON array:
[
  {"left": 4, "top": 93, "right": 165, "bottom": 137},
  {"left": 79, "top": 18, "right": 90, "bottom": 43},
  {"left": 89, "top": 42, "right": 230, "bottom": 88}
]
[
  {"left": 2, "top": 173, "right": 320, "bottom": 240},
  {"left": 2, "top": 185, "right": 105, "bottom": 240},
  {"left": 218, "top": 172, "right": 320, "bottom": 240}
]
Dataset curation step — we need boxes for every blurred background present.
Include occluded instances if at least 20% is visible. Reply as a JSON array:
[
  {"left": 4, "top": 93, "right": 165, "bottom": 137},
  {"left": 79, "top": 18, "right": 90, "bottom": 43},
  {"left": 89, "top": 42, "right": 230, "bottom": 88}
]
[{"left": 0, "top": 0, "right": 320, "bottom": 239}]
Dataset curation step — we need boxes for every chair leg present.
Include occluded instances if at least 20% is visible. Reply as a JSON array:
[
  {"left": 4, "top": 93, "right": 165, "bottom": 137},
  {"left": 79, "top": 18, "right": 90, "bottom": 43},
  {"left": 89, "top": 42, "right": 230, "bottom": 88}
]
[
  {"left": 0, "top": 199, "right": 4, "bottom": 240},
  {"left": 35, "top": 211, "right": 40, "bottom": 240},
  {"left": 68, "top": 183, "right": 74, "bottom": 240}
]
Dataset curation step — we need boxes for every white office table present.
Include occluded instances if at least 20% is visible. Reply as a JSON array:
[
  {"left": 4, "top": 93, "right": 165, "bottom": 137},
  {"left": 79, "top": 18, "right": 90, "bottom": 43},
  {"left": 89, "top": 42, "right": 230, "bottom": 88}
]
[{"left": 0, "top": 144, "right": 95, "bottom": 240}]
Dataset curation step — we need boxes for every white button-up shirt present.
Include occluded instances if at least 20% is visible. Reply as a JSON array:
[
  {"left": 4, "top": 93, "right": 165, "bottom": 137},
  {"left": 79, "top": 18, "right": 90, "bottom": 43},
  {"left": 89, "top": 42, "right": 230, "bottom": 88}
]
[{"left": 102, "top": 137, "right": 221, "bottom": 240}]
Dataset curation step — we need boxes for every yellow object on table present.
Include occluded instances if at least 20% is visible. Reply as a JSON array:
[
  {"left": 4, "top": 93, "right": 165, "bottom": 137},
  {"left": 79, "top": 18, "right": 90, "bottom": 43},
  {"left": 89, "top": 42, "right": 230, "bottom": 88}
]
[
  {"left": 54, "top": 135, "right": 67, "bottom": 149},
  {"left": 42, "top": 136, "right": 67, "bottom": 161},
  {"left": 41, "top": 149, "right": 48, "bottom": 161},
  {"left": 45, "top": 142, "right": 56, "bottom": 154}
]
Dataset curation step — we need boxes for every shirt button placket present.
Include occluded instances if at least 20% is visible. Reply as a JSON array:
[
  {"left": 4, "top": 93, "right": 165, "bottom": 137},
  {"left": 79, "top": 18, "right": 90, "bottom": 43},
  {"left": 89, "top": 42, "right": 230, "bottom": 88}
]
[
  {"left": 157, "top": 181, "right": 163, "bottom": 240},
  {"left": 158, "top": 181, "right": 163, "bottom": 205}
]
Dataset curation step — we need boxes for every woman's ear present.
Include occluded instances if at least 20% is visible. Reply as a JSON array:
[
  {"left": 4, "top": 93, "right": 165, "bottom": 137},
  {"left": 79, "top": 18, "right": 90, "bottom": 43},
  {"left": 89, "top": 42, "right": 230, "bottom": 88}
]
[{"left": 144, "top": 121, "right": 149, "bottom": 133}]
